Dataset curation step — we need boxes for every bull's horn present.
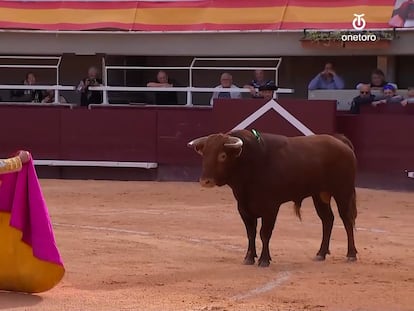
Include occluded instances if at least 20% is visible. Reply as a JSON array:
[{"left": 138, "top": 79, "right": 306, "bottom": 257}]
[
  {"left": 224, "top": 136, "right": 243, "bottom": 148},
  {"left": 187, "top": 136, "right": 208, "bottom": 148},
  {"left": 188, "top": 136, "right": 208, "bottom": 155}
]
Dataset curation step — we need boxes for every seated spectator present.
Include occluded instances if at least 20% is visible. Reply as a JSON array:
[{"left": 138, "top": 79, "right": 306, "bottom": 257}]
[
  {"left": 402, "top": 87, "right": 414, "bottom": 106},
  {"left": 350, "top": 84, "right": 376, "bottom": 114},
  {"left": 77, "top": 66, "right": 103, "bottom": 107},
  {"left": 243, "top": 70, "right": 275, "bottom": 98},
  {"left": 389, "top": 0, "right": 414, "bottom": 27},
  {"left": 356, "top": 69, "right": 398, "bottom": 90},
  {"left": 308, "top": 62, "right": 344, "bottom": 90},
  {"left": 146, "top": 70, "right": 179, "bottom": 105},
  {"left": 255, "top": 83, "right": 278, "bottom": 101},
  {"left": 372, "top": 84, "right": 404, "bottom": 106},
  {"left": 11, "top": 72, "right": 44, "bottom": 103},
  {"left": 41, "top": 90, "right": 68, "bottom": 104},
  {"left": 210, "top": 73, "right": 242, "bottom": 106}
]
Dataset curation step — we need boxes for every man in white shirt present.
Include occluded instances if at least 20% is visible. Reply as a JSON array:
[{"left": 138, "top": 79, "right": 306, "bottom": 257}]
[
  {"left": 210, "top": 72, "right": 242, "bottom": 106},
  {"left": 402, "top": 87, "right": 414, "bottom": 106}
]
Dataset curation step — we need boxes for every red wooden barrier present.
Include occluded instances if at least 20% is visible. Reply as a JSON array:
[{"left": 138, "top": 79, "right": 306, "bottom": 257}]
[
  {"left": 0, "top": 105, "right": 65, "bottom": 158},
  {"left": 337, "top": 114, "right": 414, "bottom": 172},
  {"left": 156, "top": 107, "right": 213, "bottom": 165},
  {"left": 360, "top": 103, "right": 414, "bottom": 114},
  {"left": 0, "top": 100, "right": 412, "bottom": 186},
  {"left": 60, "top": 107, "right": 157, "bottom": 161}
]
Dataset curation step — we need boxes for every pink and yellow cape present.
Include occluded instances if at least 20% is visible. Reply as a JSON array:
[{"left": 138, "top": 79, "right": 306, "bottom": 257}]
[{"left": 0, "top": 158, "right": 65, "bottom": 293}]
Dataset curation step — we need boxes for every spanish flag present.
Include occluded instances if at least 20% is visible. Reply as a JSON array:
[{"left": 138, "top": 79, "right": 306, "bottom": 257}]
[
  {"left": 0, "top": 159, "right": 64, "bottom": 293},
  {"left": 0, "top": 0, "right": 395, "bottom": 31}
]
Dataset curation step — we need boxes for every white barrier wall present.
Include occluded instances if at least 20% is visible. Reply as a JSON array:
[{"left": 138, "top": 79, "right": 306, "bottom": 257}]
[{"left": 308, "top": 89, "right": 410, "bottom": 111}]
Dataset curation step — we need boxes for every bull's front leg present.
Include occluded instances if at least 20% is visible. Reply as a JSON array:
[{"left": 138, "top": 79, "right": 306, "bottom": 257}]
[
  {"left": 238, "top": 204, "right": 257, "bottom": 265},
  {"left": 258, "top": 206, "right": 279, "bottom": 267}
]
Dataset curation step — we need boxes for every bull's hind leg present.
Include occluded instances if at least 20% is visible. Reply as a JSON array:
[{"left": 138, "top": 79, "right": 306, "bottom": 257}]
[
  {"left": 334, "top": 190, "right": 358, "bottom": 261},
  {"left": 238, "top": 207, "right": 258, "bottom": 265},
  {"left": 312, "top": 194, "right": 334, "bottom": 261}
]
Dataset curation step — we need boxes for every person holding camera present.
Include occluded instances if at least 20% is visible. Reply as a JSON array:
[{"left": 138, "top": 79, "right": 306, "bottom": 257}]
[
  {"left": 11, "top": 72, "right": 44, "bottom": 103},
  {"left": 77, "top": 66, "right": 103, "bottom": 107}
]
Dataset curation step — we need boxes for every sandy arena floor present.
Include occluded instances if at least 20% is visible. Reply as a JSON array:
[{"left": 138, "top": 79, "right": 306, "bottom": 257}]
[{"left": 0, "top": 180, "right": 413, "bottom": 311}]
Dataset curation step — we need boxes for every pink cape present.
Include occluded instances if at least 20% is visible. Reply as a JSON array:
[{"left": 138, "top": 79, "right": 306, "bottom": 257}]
[{"left": 0, "top": 159, "right": 64, "bottom": 266}]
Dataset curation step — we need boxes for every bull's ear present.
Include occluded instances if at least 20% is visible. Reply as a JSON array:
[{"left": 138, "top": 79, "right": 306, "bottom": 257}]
[{"left": 187, "top": 136, "right": 207, "bottom": 155}]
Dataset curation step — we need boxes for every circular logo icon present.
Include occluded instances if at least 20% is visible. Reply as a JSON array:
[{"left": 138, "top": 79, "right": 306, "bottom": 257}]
[{"left": 352, "top": 14, "right": 366, "bottom": 30}]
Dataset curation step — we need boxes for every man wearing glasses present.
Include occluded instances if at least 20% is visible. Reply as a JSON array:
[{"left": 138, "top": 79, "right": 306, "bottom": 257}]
[
  {"left": 210, "top": 73, "right": 242, "bottom": 106},
  {"left": 350, "top": 84, "right": 376, "bottom": 114}
]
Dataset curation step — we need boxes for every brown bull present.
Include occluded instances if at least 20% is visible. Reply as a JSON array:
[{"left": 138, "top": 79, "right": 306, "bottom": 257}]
[{"left": 188, "top": 130, "right": 357, "bottom": 267}]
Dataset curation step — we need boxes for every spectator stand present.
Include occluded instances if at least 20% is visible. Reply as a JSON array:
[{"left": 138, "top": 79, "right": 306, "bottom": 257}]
[
  {"left": 0, "top": 57, "right": 297, "bottom": 173},
  {"left": 89, "top": 57, "right": 294, "bottom": 108},
  {"left": 0, "top": 56, "right": 75, "bottom": 106},
  {"left": 309, "top": 89, "right": 410, "bottom": 111}
]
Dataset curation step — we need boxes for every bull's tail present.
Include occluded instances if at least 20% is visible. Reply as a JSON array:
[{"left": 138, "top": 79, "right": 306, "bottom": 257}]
[
  {"left": 333, "top": 133, "right": 354, "bottom": 151},
  {"left": 349, "top": 189, "right": 357, "bottom": 228},
  {"left": 334, "top": 134, "right": 357, "bottom": 227},
  {"left": 293, "top": 201, "right": 302, "bottom": 221}
]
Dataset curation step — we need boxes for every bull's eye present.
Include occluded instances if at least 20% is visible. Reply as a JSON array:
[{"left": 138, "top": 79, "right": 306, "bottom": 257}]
[{"left": 218, "top": 152, "right": 227, "bottom": 162}]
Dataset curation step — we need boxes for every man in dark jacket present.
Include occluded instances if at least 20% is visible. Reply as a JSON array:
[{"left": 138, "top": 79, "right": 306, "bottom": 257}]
[
  {"left": 256, "top": 83, "right": 278, "bottom": 101},
  {"left": 350, "top": 84, "right": 375, "bottom": 114},
  {"left": 77, "top": 67, "right": 103, "bottom": 107},
  {"left": 146, "top": 70, "right": 179, "bottom": 105},
  {"left": 11, "top": 72, "right": 44, "bottom": 103}
]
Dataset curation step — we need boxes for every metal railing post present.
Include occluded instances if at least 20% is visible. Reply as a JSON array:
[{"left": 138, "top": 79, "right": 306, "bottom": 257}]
[{"left": 102, "top": 57, "right": 109, "bottom": 105}]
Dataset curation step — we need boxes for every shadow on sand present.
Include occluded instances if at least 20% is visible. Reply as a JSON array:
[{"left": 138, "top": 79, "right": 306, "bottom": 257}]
[{"left": 0, "top": 291, "right": 43, "bottom": 309}]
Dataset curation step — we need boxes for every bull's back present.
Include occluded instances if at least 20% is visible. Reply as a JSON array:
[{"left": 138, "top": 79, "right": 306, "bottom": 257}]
[
  {"left": 260, "top": 134, "right": 356, "bottom": 195},
  {"left": 288, "top": 135, "right": 355, "bottom": 174},
  {"left": 287, "top": 135, "right": 355, "bottom": 162}
]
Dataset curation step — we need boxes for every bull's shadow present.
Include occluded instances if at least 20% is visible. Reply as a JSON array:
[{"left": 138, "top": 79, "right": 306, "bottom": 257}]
[{"left": 0, "top": 291, "right": 42, "bottom": 309}]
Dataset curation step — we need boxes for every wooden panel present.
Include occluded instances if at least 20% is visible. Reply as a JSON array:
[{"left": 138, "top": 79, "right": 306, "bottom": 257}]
[
  {"left": 360, "top": 103, "right": 414, "bottom": 114},
  {"left": 337, "top": 114, "right": 414, "bottom": 172},
  {"left": 157, "top": 107, "right": 213, "bottom": 165},
  {"left": 60, "top": 107, "right": 157, "bottom": 161},
  {"left": 213, "top": 99, "right": 336, "bottom": 135},
  {"left": 0, "top": 105, "right": 64, "bottom": 159}
]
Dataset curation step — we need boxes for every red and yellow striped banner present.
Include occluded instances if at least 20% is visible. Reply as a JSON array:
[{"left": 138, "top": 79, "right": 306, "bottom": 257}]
[{"left": 0, "top": 0, "right": 396, "bottom": 31}]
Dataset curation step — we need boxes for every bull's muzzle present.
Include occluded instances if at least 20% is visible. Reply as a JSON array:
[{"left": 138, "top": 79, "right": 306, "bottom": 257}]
[{"left": 199, "top": 177, "right": 216, "bottom": 188}]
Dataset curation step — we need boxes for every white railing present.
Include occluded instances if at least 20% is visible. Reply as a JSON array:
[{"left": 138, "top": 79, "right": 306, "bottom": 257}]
[
  {"left": 99, "top": 57, "right": 292, "bottom": 106},
  {"left": 0, "top": 101, "right": 76, "bottom": 109},
  {"left": 0, "top": 56, "right": 294, "bottom": 107},
  {"left": 89, "top": 86, "right": 294, "bottom": 107},
  {"left": 33, "top": 159, "right": 157, "bottom": 169},
  {"left": 0, "top": 56, "right": 67, "bottom": 104},
  {"left": 0, "top": 85, "right": 75, "bottom": 105},
  {"left": 102, "top": 65, "right": 190, "bottom": 106},
  {"left": 190, "top": 57, "right": 282, "bottom": 88}
]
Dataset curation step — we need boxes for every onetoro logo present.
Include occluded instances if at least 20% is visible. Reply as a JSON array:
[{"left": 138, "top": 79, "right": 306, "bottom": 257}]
[
  {"left": 352, "top": 13, "right": 366, "bottom": 30},
  {"left": 341, "top": 14, "right": 378, "bottom": 42}
]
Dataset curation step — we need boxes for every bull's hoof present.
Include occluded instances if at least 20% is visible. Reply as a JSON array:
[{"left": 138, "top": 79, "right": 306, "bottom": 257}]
[
  {"left": 243, "top": 257, "right": 255, "bottom": 265},
  {"left": 347, "top": 256, "right": 357, "bottom": 262},
  {"left": 313, "top": 255, "right": 326, "bottom": 261},
  {"left": 258, "top": 260, "right": 270, "bottom": 268}
]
